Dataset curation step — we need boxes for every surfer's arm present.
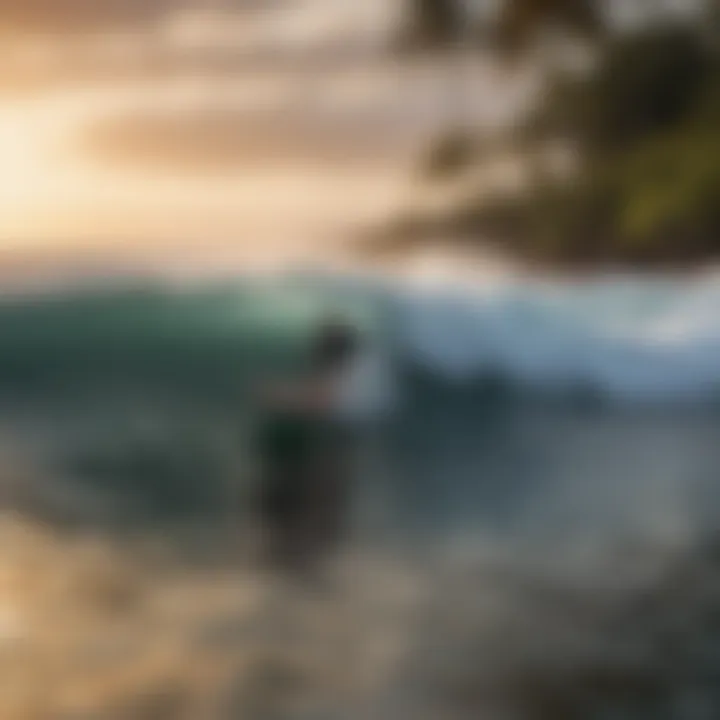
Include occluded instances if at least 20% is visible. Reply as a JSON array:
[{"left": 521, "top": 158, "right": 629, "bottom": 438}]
[{"left": 259, "top": 374, "right": 342, "bottom": 412}]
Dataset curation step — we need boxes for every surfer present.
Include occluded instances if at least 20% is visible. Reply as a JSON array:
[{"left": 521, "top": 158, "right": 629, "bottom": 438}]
[{"left": 255, "top": 318, "right": 361, "bottom": 578}]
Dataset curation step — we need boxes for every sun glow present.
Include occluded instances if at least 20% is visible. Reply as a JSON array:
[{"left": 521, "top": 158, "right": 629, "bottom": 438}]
[
  {"left": 0, "top": 110, "right": 51, "bottom": 203},
  {"left": 0, "top": 101, "right": 82, "bottom": 242}
]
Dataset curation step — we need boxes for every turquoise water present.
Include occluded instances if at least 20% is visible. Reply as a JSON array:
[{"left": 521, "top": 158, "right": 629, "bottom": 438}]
[
  {"left": 2, "top": 271, "right": 720, "bottom": 543},
  {"left": 0, "top": 276, "right": 391, "bottom": 525}
]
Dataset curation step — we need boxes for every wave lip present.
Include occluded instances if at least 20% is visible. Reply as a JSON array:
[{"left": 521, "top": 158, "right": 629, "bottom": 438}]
[{"left": 390, "top": 277, "right": 720, "bottom": 404}]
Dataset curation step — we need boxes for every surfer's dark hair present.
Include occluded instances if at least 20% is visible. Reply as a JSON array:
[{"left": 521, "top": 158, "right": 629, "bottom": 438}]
[{"left": 311, "top": 318, "right": 360, "bottom": 370}]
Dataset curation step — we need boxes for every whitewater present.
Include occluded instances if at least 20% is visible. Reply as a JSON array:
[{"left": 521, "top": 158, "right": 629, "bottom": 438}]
[{"left": 270, "top": 268, "right": 720, "bottom": 405}]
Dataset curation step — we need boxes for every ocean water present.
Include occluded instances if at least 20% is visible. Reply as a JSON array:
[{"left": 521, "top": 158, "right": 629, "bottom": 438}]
[
  {"left": 3, "top": 271, "right": 720, "bottom": 718},
  {"left": 3, "top": 270, "right": 720, "bottom": 537}
]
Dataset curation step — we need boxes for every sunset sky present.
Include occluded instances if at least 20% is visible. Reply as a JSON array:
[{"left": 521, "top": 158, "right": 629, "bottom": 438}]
[{"left": 0, "top": 0, "right": 536, "bottom": 279}]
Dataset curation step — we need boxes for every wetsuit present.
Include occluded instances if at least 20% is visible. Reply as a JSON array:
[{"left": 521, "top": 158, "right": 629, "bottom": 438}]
[{"left": 257, "top": 405, "right": 353, "bottom": 572}]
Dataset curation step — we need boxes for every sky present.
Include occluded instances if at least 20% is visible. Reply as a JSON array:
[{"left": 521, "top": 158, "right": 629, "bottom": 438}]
[
  {"left": 0, "top": 0, "right": 538, "bottom": 279},
  {"left": 3, "top": 0, "right": 701, "bottom": 278}
]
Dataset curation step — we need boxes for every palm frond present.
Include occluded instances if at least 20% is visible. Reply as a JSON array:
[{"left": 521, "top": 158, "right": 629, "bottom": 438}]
[{"left": 496, "top": 0, "right": 604, "bottom": 56}]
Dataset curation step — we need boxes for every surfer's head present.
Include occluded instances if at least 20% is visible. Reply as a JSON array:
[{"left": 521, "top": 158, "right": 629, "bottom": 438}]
[{"left": 310, "top": 317, "right": 360, "bottom": 372}]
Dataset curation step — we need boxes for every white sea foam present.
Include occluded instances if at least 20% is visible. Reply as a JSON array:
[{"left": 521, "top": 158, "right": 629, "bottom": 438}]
[
  {"left": 394, "top": 274, "right": 720, "bottom": 401},
  {"left": 291, "top": 270, "right": 720, "bottom": 404}
]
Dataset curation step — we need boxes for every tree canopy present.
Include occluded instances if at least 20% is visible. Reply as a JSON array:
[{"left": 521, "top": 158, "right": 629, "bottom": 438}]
[
  {"left": 400, "top": 0, "right": 605, "bottom": 53},
  {"left": 385, "top": 0, "right": 720, "bottom": 267}
]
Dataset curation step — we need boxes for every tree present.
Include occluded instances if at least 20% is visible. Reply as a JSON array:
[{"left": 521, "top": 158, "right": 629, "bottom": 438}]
[
  {"left": 710, "top": 0, "right": 720, "bottom": 42},
  {"left": 397, "top": 0, "right": 464, "bottom": 52},
  {"left": 385, "top": 0, "right": 720, "bottom": 266},
  {"left": 495, "top": 0, "right": 604, "bottom": 55},
  {"left": 401, "top": 0, "right": 605, "bottom": 54}
]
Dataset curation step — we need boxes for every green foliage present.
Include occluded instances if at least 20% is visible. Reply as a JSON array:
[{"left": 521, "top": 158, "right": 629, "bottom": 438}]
[
  {"left": 398, "top": 0, "right": 604, "bottom": 55},
  {"left": 471, "top": 22, "right": 720, "bottom": 266},
  {"left": 420, "top": 132, "right": 479, "bottom": 180},
  {"left": 495, "top": 0, "right": 604, "bottom": 56},
  {"left": 541, "top": 25, "right": 713, "bottom": 157},
  {"left": 396, "top": 0, "right": 462, "bottom": 52},
  {"left": 617, "top": 101, "right": 720, "bottom": 248},
  {"left": 380, "top": 4, "right": 720, "bottom": 266}
]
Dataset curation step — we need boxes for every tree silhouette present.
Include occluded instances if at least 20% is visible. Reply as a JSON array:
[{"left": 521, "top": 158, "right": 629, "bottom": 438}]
[
  {"left": 398, "top": 0, "right": 464, "bottom": 52},
  {"left": 496, "top": 0, "right": 604, "bottom": 55},
  {"left": 402, "top": 0, "right": 605, "bottom": 54}
]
